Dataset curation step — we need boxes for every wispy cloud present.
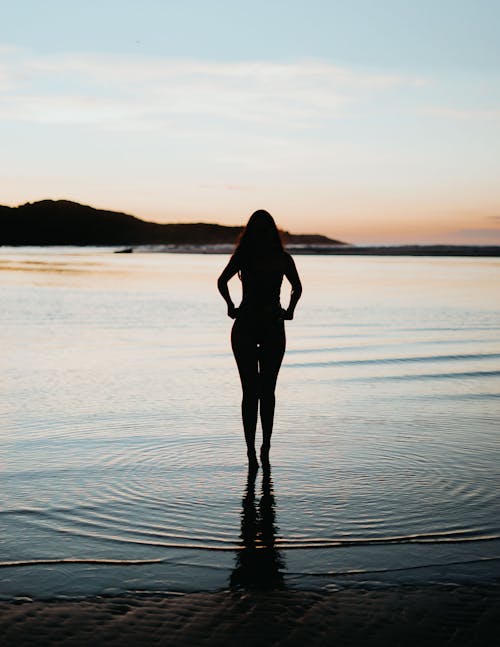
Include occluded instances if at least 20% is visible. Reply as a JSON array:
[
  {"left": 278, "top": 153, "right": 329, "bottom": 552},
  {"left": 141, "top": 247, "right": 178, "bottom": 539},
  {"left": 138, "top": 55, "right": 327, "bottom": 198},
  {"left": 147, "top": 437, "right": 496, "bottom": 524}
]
[
  {"left": 225, "top": 185, "right": 254, "bottom": 191},
  {"left": 448, "top": 227, "right": 500, "bottom": 242},
  {"left": 423, "top": 106, "right": 500, "bottom": 120},
  {"left": 0, "top": 46, "right": 424, "bottom": 131}
]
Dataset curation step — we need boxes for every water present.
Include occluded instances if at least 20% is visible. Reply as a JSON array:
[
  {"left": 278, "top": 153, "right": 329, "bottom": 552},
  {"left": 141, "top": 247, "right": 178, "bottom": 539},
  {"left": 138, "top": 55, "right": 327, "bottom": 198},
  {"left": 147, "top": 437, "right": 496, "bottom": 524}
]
[{"left": 1, "top": 248, "right": 499, "bottom": 598}]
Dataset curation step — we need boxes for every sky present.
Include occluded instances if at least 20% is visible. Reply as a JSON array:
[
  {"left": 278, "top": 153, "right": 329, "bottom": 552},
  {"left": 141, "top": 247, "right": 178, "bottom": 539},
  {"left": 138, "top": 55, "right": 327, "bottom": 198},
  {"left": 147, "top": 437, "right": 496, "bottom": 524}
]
[{"left": 1, "top": 0, "right": 500, "bottom": 244}]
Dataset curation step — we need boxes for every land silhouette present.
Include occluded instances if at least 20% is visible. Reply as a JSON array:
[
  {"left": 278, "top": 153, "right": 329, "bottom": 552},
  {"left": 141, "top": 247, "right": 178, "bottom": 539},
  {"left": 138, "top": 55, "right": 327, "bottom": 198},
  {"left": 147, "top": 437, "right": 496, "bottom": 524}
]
[
  {"left": 0, "top": 200, "right": 343, "bottom": 247},
  {"left": 2, "top": 199, "right": 499, "bottom": 255}
]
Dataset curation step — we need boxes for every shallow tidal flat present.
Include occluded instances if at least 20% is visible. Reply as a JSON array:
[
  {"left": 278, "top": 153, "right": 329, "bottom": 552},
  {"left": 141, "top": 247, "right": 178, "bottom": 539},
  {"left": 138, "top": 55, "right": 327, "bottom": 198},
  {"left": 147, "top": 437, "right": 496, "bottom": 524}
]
[{"left": 1, "top": 248, "right": 499, "bottom": 599}]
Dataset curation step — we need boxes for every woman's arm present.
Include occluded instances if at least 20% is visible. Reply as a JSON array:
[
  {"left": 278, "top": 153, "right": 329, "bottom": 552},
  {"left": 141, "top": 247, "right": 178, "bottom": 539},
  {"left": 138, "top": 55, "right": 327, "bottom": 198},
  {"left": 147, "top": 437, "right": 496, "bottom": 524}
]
[
  {"left": 217, "top": 253, "right": 241, "bottom": 319},
  {"left": 283, "top": 253, "right": 302, "bottom": 320}
]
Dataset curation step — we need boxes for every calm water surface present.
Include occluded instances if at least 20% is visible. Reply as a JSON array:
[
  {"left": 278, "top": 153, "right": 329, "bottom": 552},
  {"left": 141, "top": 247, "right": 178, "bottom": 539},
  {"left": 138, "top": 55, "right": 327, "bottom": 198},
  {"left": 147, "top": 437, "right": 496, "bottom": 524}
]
[{"left": 1, "top": 249, "right": 499, "bottom": 598}]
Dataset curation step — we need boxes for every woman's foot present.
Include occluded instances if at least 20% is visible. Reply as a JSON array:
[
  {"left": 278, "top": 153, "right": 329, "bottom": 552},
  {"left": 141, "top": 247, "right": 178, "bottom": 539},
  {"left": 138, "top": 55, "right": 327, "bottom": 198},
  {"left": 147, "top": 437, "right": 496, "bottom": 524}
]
[
  {"left": 247, "top": 450, "right": 259, "bottom": 471},
  {"left": 260, "top": 444, "right": 270, "bottom": 468}
]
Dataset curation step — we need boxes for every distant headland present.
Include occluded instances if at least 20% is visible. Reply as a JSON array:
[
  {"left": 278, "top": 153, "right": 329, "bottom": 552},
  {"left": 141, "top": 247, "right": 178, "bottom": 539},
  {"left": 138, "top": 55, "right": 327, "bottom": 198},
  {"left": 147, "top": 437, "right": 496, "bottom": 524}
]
[
  {"left": 0, "top": 199, "right": 343, "bottom": 247},
  {"left": 1, "top": 200, "right": 500, "bottom": 256}
]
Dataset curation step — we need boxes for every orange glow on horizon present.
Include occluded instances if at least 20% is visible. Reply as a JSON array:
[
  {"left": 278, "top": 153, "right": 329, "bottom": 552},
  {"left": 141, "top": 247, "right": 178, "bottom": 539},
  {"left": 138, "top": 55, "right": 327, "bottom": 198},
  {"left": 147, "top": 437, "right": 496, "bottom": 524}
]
[{"left": 3, "top": 192, "right": 500, "bottom": 246}]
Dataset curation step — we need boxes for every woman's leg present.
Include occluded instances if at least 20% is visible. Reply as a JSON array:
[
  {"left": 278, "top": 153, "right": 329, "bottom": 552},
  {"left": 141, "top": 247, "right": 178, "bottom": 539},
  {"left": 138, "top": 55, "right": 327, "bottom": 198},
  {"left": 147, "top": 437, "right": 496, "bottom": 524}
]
[
  {"left": 258, "top": 323, "right": 286, "bottom": 460},
  {"left": 231, "top": 321, "right": 259, "bottom": 465}
]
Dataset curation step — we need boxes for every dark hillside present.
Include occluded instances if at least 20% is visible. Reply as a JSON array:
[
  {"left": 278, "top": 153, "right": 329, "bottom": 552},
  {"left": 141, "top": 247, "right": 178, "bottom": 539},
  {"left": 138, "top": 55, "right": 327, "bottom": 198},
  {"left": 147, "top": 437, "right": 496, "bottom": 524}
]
[{"left": 0, "top": 200, "right": 344, "bottom": 246}]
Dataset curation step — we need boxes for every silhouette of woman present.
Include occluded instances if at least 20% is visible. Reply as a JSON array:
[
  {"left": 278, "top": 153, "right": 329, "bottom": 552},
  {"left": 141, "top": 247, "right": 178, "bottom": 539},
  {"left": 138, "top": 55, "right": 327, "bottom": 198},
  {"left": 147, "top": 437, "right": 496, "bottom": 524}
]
[{"left": 217, "top": 210, "right": 302, "bottom": 469}]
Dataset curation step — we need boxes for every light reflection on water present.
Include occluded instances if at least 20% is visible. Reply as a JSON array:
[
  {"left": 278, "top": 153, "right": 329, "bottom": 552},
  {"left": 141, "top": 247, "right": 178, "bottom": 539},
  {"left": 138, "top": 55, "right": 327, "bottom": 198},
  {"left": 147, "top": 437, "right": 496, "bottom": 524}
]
[{"left": 1, "top": 249, "right": 500, "bottom": 598}]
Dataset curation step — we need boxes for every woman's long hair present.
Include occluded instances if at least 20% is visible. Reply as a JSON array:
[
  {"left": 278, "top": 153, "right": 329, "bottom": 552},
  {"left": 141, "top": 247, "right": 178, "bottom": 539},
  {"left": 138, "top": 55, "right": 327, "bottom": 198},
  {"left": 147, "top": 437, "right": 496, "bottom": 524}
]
[{"left": 234, "top": 210, "right": 284, "bottom": 262}]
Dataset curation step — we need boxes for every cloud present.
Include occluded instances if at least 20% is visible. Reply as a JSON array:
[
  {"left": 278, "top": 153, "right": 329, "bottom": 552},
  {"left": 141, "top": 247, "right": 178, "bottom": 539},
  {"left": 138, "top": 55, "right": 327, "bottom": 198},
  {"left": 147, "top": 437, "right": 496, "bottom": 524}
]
[
  {"left": 445, "top": 227, "right": 500, "bottom": 244},
  {"left": 0, "top": 46, "right": 424, "bottom": 131},
  {"left": 423, "top": 107, "right": 500, "bottom": 120}
]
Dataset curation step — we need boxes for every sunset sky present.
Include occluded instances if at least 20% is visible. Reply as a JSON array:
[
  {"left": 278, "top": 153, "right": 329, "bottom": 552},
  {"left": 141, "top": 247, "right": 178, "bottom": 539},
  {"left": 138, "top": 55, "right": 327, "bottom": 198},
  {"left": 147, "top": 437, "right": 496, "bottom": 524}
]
[{"left": 1, "top": 0, "right": 500, "bottom": 244}]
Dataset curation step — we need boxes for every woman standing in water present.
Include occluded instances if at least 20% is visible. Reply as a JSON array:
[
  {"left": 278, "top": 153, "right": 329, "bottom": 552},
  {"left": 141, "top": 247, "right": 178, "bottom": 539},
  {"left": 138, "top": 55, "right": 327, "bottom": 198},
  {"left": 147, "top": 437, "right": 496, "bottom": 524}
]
[{"left": 217, "top": 210, "right": 302, "bottom": 469}]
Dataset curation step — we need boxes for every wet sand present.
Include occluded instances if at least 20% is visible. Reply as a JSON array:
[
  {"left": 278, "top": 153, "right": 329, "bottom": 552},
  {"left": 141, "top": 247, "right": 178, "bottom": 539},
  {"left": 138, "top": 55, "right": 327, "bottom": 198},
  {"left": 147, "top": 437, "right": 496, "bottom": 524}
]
[{"left": 1, "top": 586, "right": 499, "bottom": 646}]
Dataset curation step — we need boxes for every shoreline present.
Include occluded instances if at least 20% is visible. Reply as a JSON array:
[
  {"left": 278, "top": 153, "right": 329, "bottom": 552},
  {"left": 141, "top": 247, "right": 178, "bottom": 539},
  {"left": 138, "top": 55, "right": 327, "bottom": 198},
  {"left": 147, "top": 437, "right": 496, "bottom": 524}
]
[
  {"left": 1, "top": 585, "right": 499, "bottom": 646},
  {"left": 287, "top": 245, "right": 500, "bottom": 257},
  {"left": 2, "top": 244, "right": 500, "bottom": 257}
]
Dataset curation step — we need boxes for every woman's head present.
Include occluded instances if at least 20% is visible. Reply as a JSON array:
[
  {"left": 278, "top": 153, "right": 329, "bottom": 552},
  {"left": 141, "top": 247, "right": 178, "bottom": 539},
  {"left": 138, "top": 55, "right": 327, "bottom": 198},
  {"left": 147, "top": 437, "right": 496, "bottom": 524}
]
[{"left": 235, "top": 209, "right": 283, "bottom": 257}]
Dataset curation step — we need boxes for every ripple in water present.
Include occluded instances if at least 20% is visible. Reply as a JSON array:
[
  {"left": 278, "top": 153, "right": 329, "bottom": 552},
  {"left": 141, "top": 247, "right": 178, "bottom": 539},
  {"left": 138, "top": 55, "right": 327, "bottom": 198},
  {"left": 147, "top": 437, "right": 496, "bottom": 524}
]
[{"left": 1, "top": 252, "right": 500, "bottom": 595}]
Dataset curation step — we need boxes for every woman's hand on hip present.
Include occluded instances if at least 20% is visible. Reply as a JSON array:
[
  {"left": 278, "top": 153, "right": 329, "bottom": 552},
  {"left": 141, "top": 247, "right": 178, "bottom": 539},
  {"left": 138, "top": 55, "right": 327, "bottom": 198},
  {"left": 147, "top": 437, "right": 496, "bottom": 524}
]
[{"left": 228, "top": 304, "right": 239, "bottom": 319}]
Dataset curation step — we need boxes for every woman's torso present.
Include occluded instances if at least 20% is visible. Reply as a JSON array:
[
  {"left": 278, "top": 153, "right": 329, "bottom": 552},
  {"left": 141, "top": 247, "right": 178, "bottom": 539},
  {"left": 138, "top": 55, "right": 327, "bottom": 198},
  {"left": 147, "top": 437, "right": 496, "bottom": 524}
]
[{"left": 237, "top": 252, "right": 286, "bottom": 326}]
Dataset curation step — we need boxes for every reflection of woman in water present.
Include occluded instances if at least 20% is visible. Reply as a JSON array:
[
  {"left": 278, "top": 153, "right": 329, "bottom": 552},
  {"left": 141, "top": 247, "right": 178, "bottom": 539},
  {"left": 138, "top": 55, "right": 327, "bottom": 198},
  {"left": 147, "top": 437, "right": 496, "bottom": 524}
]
[
  {"left": 230, "top": 465, "right": 285, "bottom": 589},
  {"left": 217, "top": 210, "right": 302, "bottom": 469}
]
